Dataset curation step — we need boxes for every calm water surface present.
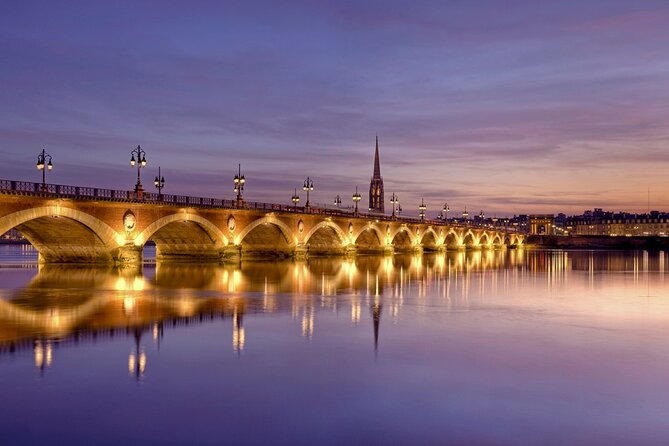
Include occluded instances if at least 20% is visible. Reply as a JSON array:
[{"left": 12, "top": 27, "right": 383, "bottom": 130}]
[{"left": 1, "top": 245, "right": 669, "bottom": 445}]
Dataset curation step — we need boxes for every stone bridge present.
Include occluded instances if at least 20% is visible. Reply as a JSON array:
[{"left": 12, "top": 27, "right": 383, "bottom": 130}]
[{"left": 0, "top": 179, "right": 523, "bottom": 264}]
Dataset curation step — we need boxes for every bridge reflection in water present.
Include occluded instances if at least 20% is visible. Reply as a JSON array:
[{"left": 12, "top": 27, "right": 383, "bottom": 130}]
[{"left": 2, "top": 249, "right": 668, "bottom": 380}]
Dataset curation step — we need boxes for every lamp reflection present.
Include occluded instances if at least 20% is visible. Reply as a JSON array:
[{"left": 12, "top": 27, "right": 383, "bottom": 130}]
[
  {"left": 301, "top": 306, "right": 314, "bottom": 339},
  {"left": 34, "top": 339, "right": 53, "bottom": 371},
  {"left": 128, "top": 329, "right": 146, "bottom": 381},
  {"left": 1, "top": 250, "right": 592, "bottom": 368},
  {"left": 233, "top": 308, "right": 245, "bottom": 352}
]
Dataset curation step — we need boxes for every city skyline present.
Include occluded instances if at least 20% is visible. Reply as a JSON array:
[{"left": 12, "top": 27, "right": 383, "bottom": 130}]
[{"left": 2, "top": 1, "right": 669, "bottom": 216}]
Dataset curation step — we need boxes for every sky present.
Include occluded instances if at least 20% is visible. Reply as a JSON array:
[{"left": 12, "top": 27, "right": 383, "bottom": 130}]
[{"left": 2, "top": 0, "right": 669, "bottom": 217}]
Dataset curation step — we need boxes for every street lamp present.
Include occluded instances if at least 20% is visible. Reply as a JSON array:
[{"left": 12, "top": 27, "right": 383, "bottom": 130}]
[
  {"left": 390, "top": 193, "right": 399, "bottom": 218},
  {"left": 36, "top": 148, "right": 53, "bottom": 191},
  {"left": 153, "top": 166, "right": 165, "bottom": 198},
  {"left": 397, "top": 203, "right": 402, "bottom": 216},
  {"left": 303, "top": 177, "right": 314, "bottom": 208},
  {"left": 130, "top": 145, "right": 147, "bottom": 196},
  {"left": 442, "top": 203, "right": 450, "bottom": 221},
  {"left": 291, "top": 188, "right": 300, "bottom": 210},
  {"left": 352, "top": 186, "right": 362, "bottom": 216},
  {"left": 334, "top": 195, "right": 342, "bottom": 208},
  {"left": 419, "top": 198, "right": 427, "bottom": 221},
  {"left": 233, "top": 164, "right": 245, "bottom": 205}
]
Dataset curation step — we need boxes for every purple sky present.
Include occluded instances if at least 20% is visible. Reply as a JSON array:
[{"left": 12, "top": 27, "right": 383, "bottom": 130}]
[{"left": 2, "top": 1, "right": 669, "bottom": 216}]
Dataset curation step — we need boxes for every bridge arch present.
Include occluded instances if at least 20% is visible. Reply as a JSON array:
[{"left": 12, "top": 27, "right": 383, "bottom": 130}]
[
  {"left": 391, "top": 226, "right": 417, "bottom": 252},
  {"left": 236, "top": 215, "right": 295, "bottom": 258},
  {"left": 0, "top": 206, "right": 123, "bottom": 263},
  {"left": 135, "top": 213, "right": 229, "bottom": 261},
  {"left": 135, "top": 213, "right": 228, "bottom": 247},
  {"left": 304, "top": 221, "right": 348, "bottom": 255},
  {"left": 462, "top": 230, "right": 477, "bottom": 249},
  {"left": 420, "top": 228, "right": 439, "bottom": 251},
  {"left": 444, "top": 229, "right": 462, "bottom": 250},
  {"left": 353, "top": 224, "right": 385, "bottom": 253},
  {"left": 478, "top": 232, "right": 492, "bottom": 248}
]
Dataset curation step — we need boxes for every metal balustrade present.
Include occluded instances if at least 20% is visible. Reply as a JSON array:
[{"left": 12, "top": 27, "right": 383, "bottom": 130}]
[{"left": 0, "top": 178, "right": 517, "bottom": 231}]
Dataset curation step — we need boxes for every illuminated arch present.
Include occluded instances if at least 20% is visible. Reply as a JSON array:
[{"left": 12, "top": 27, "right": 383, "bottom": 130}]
[
  {"left": 353, "top": 224, "right": 385, "bottom": 246},
  {"left": 235, "top": 215, "right": 295, "bottom": 246},
  {"left": 0, "top": 206, "right": 123, "bottom": 248},
  {"left": 420, "top": 227, "right": 440, "bottom": 250},
  {"left": 135, "top": 213, "right": 228, "bottom": 247},
  {"left": 390, "top": 226, "right": 418, "bottom": 246},
  {"left": 421, "top": 227, "right": 440, "bottom": 244},
  {"left": 478, "top": 232, "right": 492, "bottom": 247},
  {"left": 304, "top": 221, "right": 348, "bottom": 246},
  {"left": 444, "top": 229, "right": 462, "bottom": 249},
  {"left": 462, "top": 230, "right": 477, "bottom": 247}
]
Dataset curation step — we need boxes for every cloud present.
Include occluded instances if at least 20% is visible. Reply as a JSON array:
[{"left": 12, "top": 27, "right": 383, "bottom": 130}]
[{"left": 1, "top": 1, "right": 669, "bottom": 215}]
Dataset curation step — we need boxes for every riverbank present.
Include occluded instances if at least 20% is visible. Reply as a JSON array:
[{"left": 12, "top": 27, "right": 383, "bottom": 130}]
[
  {"left": 528, "top": 235, "right": 669, "bottom": 250},
  {"left": 0, "top": 239, "right": 29, "bottom": 245}
]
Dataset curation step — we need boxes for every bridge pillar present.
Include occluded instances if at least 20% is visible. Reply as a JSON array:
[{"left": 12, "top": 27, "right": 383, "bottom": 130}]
[
  {"left": 437, "top": 245, "right": 447, "bottom": 253},
  {"left": 344, "top": 245, "right": 357, "bottom": 258},
  {"left": 115, "top": 244, "right": 143, "bottom": 266},
  {"left": 383, "top": 245, "right": 394, "bottom": 256},
  {"left": 293, "top": 245, "right": 308, "bottom": 261},
  {"left": 413, "top": 245, "right": 424, "bottom": 255},
  {"left": 221, "top": 245, "right": 242, "bottom": 263}
]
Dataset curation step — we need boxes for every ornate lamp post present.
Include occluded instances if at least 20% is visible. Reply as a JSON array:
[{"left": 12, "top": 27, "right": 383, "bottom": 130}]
[
  {"left": 36, "top": 149, "right": 53, "bottom": 191},
  {"left": 303, "top": 177, "right": 314, "bottom": 209},
  {"left": 442, "top": 203, "right": 450, "bottom": 221},
  {"left": 233, "top": 164, "right": 245, "bottom": 205},
  {"left": 130, "top": 145, "right": 147, "bottom": 197},
  {"left": 291, "top": 188, "right": 300, "bottom": 211},
  {"left": 334, "top": 195, "right": 342, "bottom": 208},
  {"left": 153, "top": 166, "right": 165, "bottom": 198},
  {"left": 390, "top": 193, "right": 399, "bottom": 218},
  {"left": 397, "top": 203, "right": 402, "bottom": 216},
  {"left": 352, "top": 186, "right": 362, "bottom": 216},
  {"left": 419, "top": 199, "right": 427, "bottom": 221}
]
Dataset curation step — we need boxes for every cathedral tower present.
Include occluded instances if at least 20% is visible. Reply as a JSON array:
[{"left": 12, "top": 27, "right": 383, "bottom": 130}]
[{"left": 368, "top": 136, "right": 384, "bottom": 213}]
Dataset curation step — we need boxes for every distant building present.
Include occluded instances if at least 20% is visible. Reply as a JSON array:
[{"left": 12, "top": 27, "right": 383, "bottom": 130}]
[
  {"left": 1, "top": 228, "right": 25, "bottom": 240},
  {"left": 567, "top": 209, "right": 669, "bottom": 236},
  {"left": 529, "top": 214, "right": 555, "bottom": 235},
  {"left": 368, "top": 136, "right": 384, "bottom": 213}
]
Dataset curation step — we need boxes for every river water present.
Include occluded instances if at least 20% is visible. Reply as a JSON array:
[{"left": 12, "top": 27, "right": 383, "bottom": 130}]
[{"left": 0, "top": 245, "right": 668, "bottom": 445}]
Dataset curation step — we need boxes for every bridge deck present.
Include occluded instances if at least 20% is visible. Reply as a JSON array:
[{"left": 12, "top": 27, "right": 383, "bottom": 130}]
[{"left": 0, "top": 178, "right": 522, "bottom": 265}]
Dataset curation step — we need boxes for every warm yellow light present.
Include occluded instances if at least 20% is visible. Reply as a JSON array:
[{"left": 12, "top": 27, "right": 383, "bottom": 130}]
[
  {"left": 351, "top": 301, "right": 361, "bottom": 324},
  {"left": 34, "top": 342, "right": 44, "bottom": 368},
  {"left": 128, "top": 353, "right": 135, "bottom": 374},
  {"left": 123, "top": 297, "right": 136, "bottom": 313}
]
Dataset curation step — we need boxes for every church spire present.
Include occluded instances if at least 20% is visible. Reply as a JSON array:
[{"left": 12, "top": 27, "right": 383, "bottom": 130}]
[
  {"left": 368, "top": 135, "right": 385, "bottom": 213},
  {"left": 373, "top": 134, "right": 381, "bottom": 178}
]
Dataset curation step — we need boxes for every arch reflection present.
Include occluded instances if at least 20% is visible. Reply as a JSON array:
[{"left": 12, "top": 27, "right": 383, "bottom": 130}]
[{"left": 4, "top": 249, "right": 666, "bottom": 378}]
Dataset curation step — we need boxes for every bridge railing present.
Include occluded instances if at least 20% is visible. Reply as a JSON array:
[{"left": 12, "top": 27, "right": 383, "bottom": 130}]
[{"left": 0, "top": 178, "right": 518, "bottom": 232}]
